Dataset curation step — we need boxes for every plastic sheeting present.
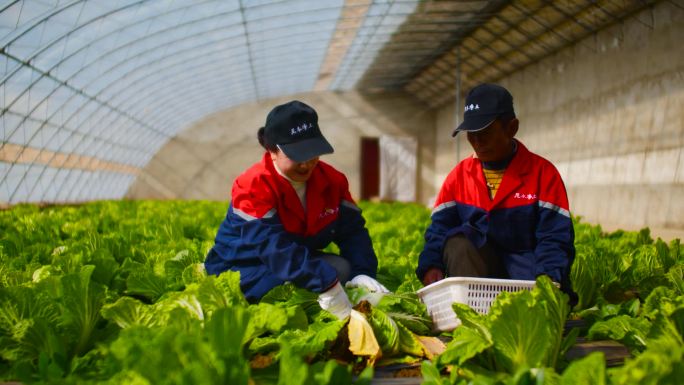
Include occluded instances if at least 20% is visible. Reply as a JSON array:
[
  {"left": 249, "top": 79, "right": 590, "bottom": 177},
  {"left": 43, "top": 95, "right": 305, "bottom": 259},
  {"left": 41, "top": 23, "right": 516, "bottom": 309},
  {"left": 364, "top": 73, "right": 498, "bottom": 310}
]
[
  {"left": 378, "top": 134, "right": 416, "bottom": 202},
  {"left": 0, "top": 0, "right": 416, "bottom": 204}
]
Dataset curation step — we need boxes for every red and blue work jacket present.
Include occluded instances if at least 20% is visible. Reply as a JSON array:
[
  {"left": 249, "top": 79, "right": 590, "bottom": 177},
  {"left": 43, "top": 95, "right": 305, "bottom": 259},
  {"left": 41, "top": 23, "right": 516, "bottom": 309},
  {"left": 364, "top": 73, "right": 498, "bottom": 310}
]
[
  {"left": 205, "top": 153, "right": 378, "bottom": 301},
  {"left": 417, "top": 140, "right": 575, "bottom": 291}
]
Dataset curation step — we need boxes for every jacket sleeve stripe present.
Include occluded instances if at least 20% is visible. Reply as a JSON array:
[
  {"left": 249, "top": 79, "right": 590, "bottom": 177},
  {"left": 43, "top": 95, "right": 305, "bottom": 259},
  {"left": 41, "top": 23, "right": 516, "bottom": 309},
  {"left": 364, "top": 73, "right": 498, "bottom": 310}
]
[
  {"left": 538, "top": 200, "right": 570, "bottom": 218},
  {"left": 341, "top": 200, "right": 361, "bottom": 212},
  {"left": 233, "top": 207, "right": 277, "bottom": 221},
  {"left": 432, "top": 201, "right": 457, "bottom": 216}
]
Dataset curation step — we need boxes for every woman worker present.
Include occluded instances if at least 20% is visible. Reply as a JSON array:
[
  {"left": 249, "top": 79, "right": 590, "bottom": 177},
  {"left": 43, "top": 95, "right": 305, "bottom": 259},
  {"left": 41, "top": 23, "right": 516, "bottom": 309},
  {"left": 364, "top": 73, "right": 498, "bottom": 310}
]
[{"left": 204, "top": 100, "right": 387, "bottom": 319}]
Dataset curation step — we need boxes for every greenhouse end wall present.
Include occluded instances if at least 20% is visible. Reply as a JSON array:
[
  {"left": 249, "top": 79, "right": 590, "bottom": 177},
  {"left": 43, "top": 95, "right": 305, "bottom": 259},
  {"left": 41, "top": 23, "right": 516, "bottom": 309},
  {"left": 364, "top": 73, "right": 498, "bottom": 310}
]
[{"left": 126, "top": 90, "right": 437, "bottom": 205}]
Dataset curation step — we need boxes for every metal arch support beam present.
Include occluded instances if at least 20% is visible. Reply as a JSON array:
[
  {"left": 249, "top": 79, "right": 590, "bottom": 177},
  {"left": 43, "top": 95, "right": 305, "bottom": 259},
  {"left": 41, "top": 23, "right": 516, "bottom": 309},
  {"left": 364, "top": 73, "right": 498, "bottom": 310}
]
[
  {"left": 1, "top": 70, "right": 168, "bottom": 202},
  {"left": 1, "top": 9, "right": 246, "bottom": 113},
  {"left": 1, "top": 1, "right": 238, "bottom": 85},
  {"left": 47, "top": 164, "right": 134, "bottom": 202},
  {"left": 102, "top": 47, "right": 325, "bottom": 123},
  {"left": 547, "top": 1, "right": 595, "bottom": 34},
  {"left": 509, "top": 2, "right": 597, "bottom": 54},
  {"left": 333, "top": 0, "right": 397, "bottom": 89},
  {"left": 1, "top": 50, "right": 171, "bottom": 157},
  {"left": 457, "top": 4, "right": 577, "bottom": 80},
  {"left": 314, "top": 0, "right": 371, "bottom": 91},
  {"left": 239, "top": 0, "right": 260, "bottom": 101},
  {"left": 1, "top": 18, "right": 284, "bottom": 158},
  {"left": 455, "top": 40, "right": 509, "bottom": 81},
  {"left": 104, "top": 51, "right": 253, "bottom": 112},
  {"left": 2, "top": 0, "right": 340, "bottom": 60},
  {"left": 89, "top": 38, "right": 250, "bottom": 107},
  {"left": 125, "top": 76, "right": 251, "bottom": 126},
  {"left": 1, "top": 83, "right": 162, "bottom": 178},
  {"left": 3, "top": 36, "right": 261, "bottom": 202},
  {"left": 463, "top": 31, "right": 528, "bottom": 70},
  {"left": 1, "top": 0, "right": 93, "bottom": 47},
  {"left": 94, "top": 31, "right": 334, "bottom": 112},
  {"left": 0, "top": 143, "right": 140, "bottom": 175},
  {"left": 487, "top": 3, "right": 595, "bottom": 60},
  {"left": 91, "top": 19, "right": 416, "bottom": 105},
  {"left": 668, "top": 0, "right": 684, "bottom": 11},
  {"left": 12, "top": 115, "right": 152, "bottom": 202},
  {"left": 1, "top": 2, "right": 343, "bottom": 122},
  {"left": 20, "top": 18, "right": 338, "bottom": 127},
  {"left": 0, "top": 1, "right": 21, "bottom": 14},
  {"left": 453, "top": 45, "right": 461, "bottom": 140},
  {"left": 3, "top": 108, "right": 153, "bottom": 155},
  {"left": 395, "top": 0, "right": 512, "bottom": 89},
  {"left": 451, "top": 1, "right": 660, "bottom": 107},
  {"left": 34, "top": 122, "right": 170, "bottom": 201},
  {"left": 550, "top": 1, "right": 630, "bottom": 45},
  {"left": 141, "top": 72, "right": 319, "bottom": 129},
  {"left": 472, "top": 26, "right": 537, "bottom": 64},
  {"left": 45, "top": 71, "right": 311, "bottom": 202},
  {"left": 489, "top": 5, "right": 554, "bottom": 57},
  {"left": 592, "top": 0, "right": 657, "bottom": 32}
]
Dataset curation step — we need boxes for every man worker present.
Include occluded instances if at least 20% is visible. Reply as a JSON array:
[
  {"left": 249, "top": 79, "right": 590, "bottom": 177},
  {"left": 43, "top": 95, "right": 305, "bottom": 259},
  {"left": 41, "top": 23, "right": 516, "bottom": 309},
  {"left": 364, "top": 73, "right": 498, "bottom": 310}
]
[{"left": 416, "top": 83, "right": 575, "bottom": 297}]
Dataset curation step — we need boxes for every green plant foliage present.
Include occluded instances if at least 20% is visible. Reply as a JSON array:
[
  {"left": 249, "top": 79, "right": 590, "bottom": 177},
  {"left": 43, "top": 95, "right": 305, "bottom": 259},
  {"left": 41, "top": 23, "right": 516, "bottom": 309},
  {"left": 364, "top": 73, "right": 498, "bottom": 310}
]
[
  {"left": 1, "top": 200, "right": 683, "bottom": 384},
  {"left": 560, "top": 352, "right": 606, "bottom": 385},
  {"left": 437, "top": 276, "right": 570, "bottom": 377},
  {"left": 587, "top": 316, "right": 650, "bottom": 353},
  {"left": 571, "top": 220, "right": 684, "bottom": 309}
]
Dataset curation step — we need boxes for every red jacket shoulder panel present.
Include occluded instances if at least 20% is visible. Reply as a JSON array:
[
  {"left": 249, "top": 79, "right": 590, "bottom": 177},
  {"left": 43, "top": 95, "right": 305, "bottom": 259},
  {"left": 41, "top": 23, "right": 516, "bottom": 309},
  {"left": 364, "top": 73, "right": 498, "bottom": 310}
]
[
  {"left": 317, "top": 161, "right": 355, "bottom": 203},
  {"left": 434, "top": 141, "right": 570, "bottom": 212},
  {"left": 231, "top": 155, "right": 278, "bottom": 219},
  {"left": 536, "top": 158, "right": 570, "bottom": 211},
  {"left": 435, "top": 156, "right": 490, "bottom": 210},
  {"left": 230, "top": 154, "right": 355, "bottom": 235}
]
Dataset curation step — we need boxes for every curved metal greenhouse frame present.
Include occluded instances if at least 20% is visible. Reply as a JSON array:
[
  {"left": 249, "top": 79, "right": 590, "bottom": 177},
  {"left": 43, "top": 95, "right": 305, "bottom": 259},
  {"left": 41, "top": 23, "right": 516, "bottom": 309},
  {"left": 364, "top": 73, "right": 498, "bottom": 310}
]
[{"left": 0, "top": 0, "right": 656, "bottom": 204}]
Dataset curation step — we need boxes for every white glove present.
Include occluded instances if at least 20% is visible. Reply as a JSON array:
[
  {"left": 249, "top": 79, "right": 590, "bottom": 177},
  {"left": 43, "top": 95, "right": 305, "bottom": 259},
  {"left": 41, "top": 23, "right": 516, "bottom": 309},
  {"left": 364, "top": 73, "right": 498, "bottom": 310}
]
[
  {"left": 317, "top": 281, "right": 352, "bottom": 319},
  {"left": 346, "top": 274, "right": 389, "bottom": 293}
]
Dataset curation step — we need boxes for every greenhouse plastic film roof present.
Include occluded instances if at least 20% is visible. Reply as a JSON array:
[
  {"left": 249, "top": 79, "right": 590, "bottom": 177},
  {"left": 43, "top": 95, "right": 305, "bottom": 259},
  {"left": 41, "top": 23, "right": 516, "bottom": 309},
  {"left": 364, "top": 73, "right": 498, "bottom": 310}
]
[
  {"left": 0, "top": 0, "right": 656, "bottom": 205},
  {"left": 0, "top": 0, "right": 421, "bottom": 204}
]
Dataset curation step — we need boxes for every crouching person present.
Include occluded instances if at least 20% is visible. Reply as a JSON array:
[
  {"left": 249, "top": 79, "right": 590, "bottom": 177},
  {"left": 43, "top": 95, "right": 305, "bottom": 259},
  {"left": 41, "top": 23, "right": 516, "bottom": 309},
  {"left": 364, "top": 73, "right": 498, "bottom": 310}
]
[
  {"left": 205, "top": 100, "right": 388, "bottom": 319},
  {"left": 416, "top": 84, "right": 575, "bottom": 301}
]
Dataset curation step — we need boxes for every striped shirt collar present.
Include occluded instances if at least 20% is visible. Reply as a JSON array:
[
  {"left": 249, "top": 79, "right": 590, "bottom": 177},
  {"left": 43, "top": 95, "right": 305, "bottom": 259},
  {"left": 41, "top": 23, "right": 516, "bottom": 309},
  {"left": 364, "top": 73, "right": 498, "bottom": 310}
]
[{"left": 481, "top": 140, "right": 518, "bottom": 170}]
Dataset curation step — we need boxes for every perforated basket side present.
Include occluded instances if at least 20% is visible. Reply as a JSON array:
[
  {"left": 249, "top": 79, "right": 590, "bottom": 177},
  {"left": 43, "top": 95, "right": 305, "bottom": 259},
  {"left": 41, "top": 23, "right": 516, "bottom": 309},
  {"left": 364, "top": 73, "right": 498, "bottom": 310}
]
[
  {"left": 423, "top": 291, "right": 456, "bottom": 331},
  {"left": 465, "top": 281, "right": 536, "bottom": 314},
  {"left": 419, "top": 282, "right": 470, "bottom": 331},
  {"left": 417, "top": 278, "right": 538, "bottom": 332}
]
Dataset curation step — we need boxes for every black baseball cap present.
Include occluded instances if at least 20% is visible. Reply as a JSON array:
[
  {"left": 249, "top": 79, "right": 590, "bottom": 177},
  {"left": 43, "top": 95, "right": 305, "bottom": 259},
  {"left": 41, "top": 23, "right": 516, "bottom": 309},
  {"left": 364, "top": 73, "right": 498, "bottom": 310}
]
[
  {"left": 263, "top": 100, "right": 334, "bottom": 162},
  {"left": 452, "top": 83, "right": 516, "bottom": 136}
]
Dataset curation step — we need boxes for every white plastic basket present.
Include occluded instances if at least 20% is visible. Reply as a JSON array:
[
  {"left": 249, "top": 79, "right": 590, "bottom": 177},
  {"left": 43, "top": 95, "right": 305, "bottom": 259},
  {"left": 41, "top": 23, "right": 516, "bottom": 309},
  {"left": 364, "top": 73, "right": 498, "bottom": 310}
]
[{"left": 416, "top": 277, "right": 537, "bottom": 332}]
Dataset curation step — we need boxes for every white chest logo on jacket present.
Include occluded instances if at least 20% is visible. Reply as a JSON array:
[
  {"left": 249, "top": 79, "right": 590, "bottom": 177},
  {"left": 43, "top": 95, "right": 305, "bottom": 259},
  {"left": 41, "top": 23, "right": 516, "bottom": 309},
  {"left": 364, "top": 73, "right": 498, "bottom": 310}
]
[{"left": 514, "top": 193, "right": 537, "bottom": 200}]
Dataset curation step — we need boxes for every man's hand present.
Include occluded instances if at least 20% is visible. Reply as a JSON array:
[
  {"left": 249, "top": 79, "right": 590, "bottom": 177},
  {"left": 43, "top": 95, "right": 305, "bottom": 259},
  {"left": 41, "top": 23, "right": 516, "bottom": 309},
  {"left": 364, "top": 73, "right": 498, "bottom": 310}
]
[
  {"left": 317, "top": 281, "right": 352, "bottom": 319},
  {"left": 346, "top": 274, "right": 390, "bottom": 293},
  {"left": 422, "top": 267, "right": 444, "bottom": 286}
]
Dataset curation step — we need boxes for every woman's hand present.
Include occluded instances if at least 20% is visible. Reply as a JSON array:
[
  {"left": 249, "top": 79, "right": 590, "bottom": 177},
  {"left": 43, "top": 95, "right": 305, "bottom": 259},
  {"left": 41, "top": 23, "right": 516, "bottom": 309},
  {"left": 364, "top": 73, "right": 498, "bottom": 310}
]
[
  {"left": 346, "top": 274, "right": 389, "bottom": 293},
  {"left": 317, "top": 281, "right": 352, "bottom": 319}
]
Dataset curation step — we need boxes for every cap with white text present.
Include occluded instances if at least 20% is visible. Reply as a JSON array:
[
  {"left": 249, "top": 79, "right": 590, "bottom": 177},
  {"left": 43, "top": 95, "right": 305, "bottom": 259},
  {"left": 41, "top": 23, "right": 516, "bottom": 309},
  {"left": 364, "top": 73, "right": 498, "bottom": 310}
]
[
  {"left": 263, "top": 100, "right": 334, "bottom": 162},
  {"left": 452, "top": 83, "right": 516, "bottom": 136}
]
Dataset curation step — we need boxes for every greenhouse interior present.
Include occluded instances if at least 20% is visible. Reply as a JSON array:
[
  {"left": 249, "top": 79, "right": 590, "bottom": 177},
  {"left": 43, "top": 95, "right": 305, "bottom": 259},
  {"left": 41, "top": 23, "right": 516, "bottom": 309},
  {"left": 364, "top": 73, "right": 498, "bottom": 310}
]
[{"left": 1, "top": 0, "right": 683, "bottom": 384}]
